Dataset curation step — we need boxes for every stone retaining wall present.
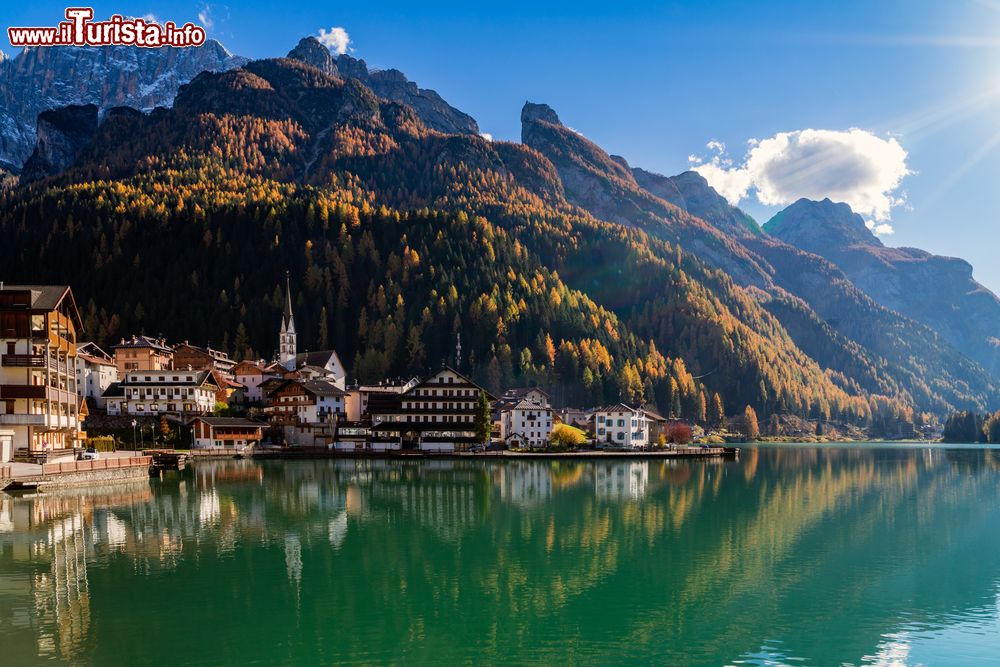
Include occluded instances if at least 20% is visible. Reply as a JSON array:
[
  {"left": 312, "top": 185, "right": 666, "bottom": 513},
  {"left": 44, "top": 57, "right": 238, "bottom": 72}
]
[{"left": 35, "top": 458, "right": 152, "bottom": 490}]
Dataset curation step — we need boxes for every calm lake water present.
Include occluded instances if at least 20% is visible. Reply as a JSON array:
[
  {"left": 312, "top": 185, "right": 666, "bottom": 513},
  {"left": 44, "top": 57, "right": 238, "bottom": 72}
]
[{"left": 3, "top": 445, "right": 1000, "bottom": 665}]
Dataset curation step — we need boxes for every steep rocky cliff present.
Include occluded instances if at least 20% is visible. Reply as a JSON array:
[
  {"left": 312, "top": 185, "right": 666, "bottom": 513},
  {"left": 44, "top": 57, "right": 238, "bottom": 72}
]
[
  {"left": 765, "top": 198, "right": 1000, "bottom": 375},
  {"left": 21, "top": 104, "right": 99, "bottom": 182},
  {"left": 286, "top": 36, "right": 479, "bottom": 136},
  {"left": 0, "top": 40, "right": 247, "bottom": 169}
]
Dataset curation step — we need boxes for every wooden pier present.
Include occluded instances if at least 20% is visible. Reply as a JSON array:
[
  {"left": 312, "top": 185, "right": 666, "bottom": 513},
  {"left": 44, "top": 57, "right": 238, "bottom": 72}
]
[{"left": 147, "top": 451, "right": 188, "bottom": 473}]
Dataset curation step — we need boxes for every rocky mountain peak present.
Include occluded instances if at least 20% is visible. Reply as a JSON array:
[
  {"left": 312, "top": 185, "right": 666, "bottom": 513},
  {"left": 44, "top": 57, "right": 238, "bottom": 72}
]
[
  {"left": 335, "top": 53, "right": 370, "bottom": 80},
  {"left": 286, "top": 37, "right": 337, "bottom": 76},
  {"left": 284, "top": 37, "right": 478, "bottom": 136},
  {"left": 521, "top": 102, "right": 562, "bottom": 127},
  {"left": 630, "top": 168, "right": 761, "bottom": 238},
  {"left": 764, "top": 198, "right": 882, "bottom": 249},
  {"left": 0, "top": 40, "right": 247, "bottom": 170}
]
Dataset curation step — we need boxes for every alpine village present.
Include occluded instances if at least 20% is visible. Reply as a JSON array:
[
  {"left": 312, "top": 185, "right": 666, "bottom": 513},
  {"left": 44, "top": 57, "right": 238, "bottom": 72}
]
[{"left": 6, "top": 35, "right": 999, "bottom": 479}]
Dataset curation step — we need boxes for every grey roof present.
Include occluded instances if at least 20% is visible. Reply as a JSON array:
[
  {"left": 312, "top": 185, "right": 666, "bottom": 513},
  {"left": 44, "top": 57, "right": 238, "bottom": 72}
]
[
  {"left": 502, "top": 387, "right": 551, "bottom": 399},
  {"left": 102, "top": 382, "right": 125, "bottom": 398},
  {"left": 283, "top": 271, "right": 295, "bottom": 331},
  {"left": 0, "top": 285, "right": 82, "bottom": 330},
  {"left": 501, "top": 398, "right": 551, "bottom": 412},
  {"left": 295, "top": 350, "right": 342, "bottom": 369},
  {"left": 113, "top": 335, "right": 172, "bottom": 352},
  {"left": 300, "top": 380, "right": 346, "bottom": 397},
  {"left": 0, "top": 284, "right": 69, "bottom": 310},
  {"left": 595, "top": 403, "right": 643, "bottom": 414}
]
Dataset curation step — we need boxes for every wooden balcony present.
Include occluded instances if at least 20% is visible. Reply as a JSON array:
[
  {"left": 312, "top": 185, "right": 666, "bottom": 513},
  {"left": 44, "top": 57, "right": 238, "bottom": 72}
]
[
  {"left": 0, "top": 384, "right": 46, "bottom": 399},
  {"left": 1, "top": 353, "right": 72, "bottom": 373},
  {"left": 2, "top": 353, "right": 46, "bottom": 368}
]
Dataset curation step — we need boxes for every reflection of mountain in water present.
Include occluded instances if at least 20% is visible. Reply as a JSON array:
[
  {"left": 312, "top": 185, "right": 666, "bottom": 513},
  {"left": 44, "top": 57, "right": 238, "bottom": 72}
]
[{"left": 2, "top": 449, "right": 1000, "bottom": 664}]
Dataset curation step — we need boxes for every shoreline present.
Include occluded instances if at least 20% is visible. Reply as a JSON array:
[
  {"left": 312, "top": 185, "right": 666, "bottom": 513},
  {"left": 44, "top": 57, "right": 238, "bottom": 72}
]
[{"left": 208, "top": 446, "right": 741, "bottom": 461}]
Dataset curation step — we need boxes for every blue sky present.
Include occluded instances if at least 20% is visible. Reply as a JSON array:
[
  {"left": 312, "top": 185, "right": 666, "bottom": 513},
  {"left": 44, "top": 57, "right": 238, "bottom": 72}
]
[{"left": 5, "top": 1, "right": 1000, "bottom": 289}]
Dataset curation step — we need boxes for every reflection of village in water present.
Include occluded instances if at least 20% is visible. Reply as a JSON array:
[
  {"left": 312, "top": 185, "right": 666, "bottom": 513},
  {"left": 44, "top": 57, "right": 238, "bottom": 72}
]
[{"left": 4, "top": 448, "right": 1000, "bottom": 664}]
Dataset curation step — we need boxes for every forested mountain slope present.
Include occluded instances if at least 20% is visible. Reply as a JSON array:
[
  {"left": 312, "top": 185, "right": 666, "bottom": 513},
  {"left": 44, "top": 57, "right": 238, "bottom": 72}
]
[{"left": 2, "top": 51, "right": 994, "bottom": 424}]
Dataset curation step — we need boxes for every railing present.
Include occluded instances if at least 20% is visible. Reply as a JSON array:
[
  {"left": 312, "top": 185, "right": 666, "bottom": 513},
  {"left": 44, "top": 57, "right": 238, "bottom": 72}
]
[
  {"left": 0, "top": 414, "right": 47, "bottom": 425},
  {"left": 41, "top": 456, "right": 151, "bottom": 475}
]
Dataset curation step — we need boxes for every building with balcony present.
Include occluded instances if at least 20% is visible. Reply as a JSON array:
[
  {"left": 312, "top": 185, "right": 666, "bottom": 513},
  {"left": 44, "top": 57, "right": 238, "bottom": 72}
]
[
  {"left": 0, "top": 284, "right": 85, "bottom": 461},
  {"left": 344, "top": 377, "right": 420, "bottom": 421},
  {"left": 263, "top": 379, "right": 346, "bottom": 446},
  {"left": 172, "top": 342, "right": 236, "bottom": 376},
  {"left": 369, "top": 367, "right": 492, "bottom": 452},
  {"left": 105, "top": 369, "right": 218, "bottom": 416},
  {"left": 112, "top": 335, "right": 173, "bottom": 374}
]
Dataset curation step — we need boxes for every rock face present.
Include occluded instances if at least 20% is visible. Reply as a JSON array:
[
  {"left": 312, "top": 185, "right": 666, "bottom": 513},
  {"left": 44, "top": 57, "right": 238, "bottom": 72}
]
[
  {"left": 286, "top": 37, "right": 479, "bottom": 136},
  {"left": 21, "top": 104, "right": 99, "bottom": 182},
  {"left": 286, "top": 37, "right": 338, "bottom": 76},
  {"left": 765, "top": 198, "right": 1000, "bottom": 376},
  {"left": 520, "top": 100, "right": 773, "bottom": 287},
  {"left": 765, "top": 198, "right": 880, "bottom": 249},
  {"left": 632, "top": 168, "right": 761, "bottom": 238},
  {"left": 0, "top": 40, "right": 247, "bottom": 170}
]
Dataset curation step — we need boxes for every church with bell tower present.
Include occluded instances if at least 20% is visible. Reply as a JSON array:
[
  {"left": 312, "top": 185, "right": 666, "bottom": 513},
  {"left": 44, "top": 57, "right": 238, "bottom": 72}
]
[
  {"left": 274, "top": 273, "right": 348, "bottom": 388},
  {"left": 279, "top": 271, "right": 297, "bottom": 371}
]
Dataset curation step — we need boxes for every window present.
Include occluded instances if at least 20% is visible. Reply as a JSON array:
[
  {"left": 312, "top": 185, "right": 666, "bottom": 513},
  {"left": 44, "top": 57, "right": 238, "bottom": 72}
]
[{"left": 617, "top": 432, "right": 624, "bottom": 440}]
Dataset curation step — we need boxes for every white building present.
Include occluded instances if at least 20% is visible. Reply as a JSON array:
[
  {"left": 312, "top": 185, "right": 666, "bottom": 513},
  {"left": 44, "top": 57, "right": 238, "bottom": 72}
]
[
  {"left": 231, "top": 360, "right": 274, "bottom": 404},
  {"left": 105, "top": 369, "right": 218, "bottom": 416},
  {"left": 75, "top": 342, "right": 117, "bottom": 409},
  {"left": 593, "top": 403, "right": 652, "bottom": 449},
  {"left": 499, "top": 399, "right": 553, "bottom": 448}
]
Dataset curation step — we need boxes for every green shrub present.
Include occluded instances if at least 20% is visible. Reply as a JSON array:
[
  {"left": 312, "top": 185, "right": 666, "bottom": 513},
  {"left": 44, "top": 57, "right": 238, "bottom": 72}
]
[{"left": 85, "top": 435, "right": 117, "bottom": 452}]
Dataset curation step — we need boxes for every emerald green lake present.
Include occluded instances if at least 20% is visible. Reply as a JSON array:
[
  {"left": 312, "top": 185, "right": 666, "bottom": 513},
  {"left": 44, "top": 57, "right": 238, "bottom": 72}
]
[{"left": 3, "top": 445, "right": 1000, "bottom": 665}]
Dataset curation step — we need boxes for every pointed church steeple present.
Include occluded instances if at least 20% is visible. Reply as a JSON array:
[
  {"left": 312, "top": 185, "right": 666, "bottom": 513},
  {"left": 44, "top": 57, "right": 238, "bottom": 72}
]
[{"left": 279, "top": 271, "right": 297, "bottom": 370}]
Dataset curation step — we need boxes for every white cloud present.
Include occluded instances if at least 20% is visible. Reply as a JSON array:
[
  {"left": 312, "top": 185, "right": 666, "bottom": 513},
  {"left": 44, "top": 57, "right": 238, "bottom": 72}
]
[
  {"left": 688, "top": 141, "right": 753, "bottom": 205},
  {"left": 142, "top": 13, "right": 159, "bottom": 24},
  {"left": 317, "top": 26, "right": 351, "bottom": 55},
  {"left": 691, "top": 128, "right": 910, "bottom": 222},
  {"left": 198, "top": 5, "right": 214, "bottom": 29},
  {"left": 865, "top": 219, "right": 895, "bottom": 235},
  {"left": 480, "top": 132, "right": 494, "bottom": 142}
]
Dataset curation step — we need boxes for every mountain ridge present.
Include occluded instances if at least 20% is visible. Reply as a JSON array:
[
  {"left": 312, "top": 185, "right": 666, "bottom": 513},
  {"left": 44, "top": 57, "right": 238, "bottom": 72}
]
[
  {"left": 2, "top": 41, "right": 996, "bottom": 425},
  {"left": 0, "top": 40, "right": 247, "bottom": 169}
]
